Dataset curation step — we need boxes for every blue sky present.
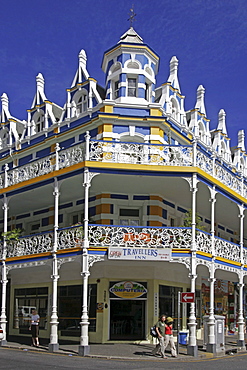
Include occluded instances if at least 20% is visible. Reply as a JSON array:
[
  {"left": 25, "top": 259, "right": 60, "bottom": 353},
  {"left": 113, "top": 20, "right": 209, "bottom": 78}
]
[{"left": 0, "top": 0, "right": 246, "bottom": 146}]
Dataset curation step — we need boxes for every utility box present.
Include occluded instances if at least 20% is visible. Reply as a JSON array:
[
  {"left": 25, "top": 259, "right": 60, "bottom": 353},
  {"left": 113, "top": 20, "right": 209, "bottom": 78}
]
[{"left": 203, "top": 315, "right": 225, "bottom": 354}]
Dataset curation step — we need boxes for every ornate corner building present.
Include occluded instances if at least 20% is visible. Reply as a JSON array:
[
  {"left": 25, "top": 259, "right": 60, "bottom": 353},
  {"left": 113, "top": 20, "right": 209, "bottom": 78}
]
[{"left": 0, "top": 26, "right": 246, "bottom": 353}]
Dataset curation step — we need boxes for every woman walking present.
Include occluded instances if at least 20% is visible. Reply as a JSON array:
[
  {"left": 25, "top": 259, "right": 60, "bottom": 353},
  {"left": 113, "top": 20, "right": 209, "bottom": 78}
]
[{"left": 29, "top": 309, "right": 40, "bottom": 347}]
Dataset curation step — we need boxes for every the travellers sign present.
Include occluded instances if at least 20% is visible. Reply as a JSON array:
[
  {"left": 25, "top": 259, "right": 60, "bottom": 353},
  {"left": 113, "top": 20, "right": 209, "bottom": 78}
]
[
  {"left": 108, "top": 247, "right": 171, "bottom": 261},
  {"left": 109, "top": 281, "right": 147, "bottom": 299}
]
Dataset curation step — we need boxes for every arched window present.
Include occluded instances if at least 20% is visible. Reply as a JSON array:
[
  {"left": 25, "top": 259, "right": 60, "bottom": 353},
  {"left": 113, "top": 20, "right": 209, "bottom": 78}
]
[
  {"left": 76, "top": 94, "right": 87, "bottom": 114},
  {"left": 171, "top": 98, "right": 179, "bottom": 121},
  {"left": 198, "top": 122, "right": 205, "bottom": 142}
]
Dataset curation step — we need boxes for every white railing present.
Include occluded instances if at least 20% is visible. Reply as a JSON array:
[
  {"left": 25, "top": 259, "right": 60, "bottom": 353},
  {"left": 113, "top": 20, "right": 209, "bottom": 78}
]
[
  {"left": 0, "top": 139, "right": 246, "bottom": 198},
  {"left": 3, "top": 225, "right": 245, "bottom": 266},
  {"left": 89, "top": 140, "right": 193, "bottom": 167},
  {"left": 214, "top": 236, "right": 241, "bottom": 263},
  {"left": 6, "top": 231, "right": 53, "bottom": 258},
  {"left": 87, "top": 224, "right": 192, "bottom": 248}
]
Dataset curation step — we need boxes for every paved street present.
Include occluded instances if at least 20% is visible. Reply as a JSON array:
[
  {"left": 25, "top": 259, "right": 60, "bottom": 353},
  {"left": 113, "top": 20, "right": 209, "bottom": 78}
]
[{"left": 0, "top": 347, "right": 247, "bottom": 370}]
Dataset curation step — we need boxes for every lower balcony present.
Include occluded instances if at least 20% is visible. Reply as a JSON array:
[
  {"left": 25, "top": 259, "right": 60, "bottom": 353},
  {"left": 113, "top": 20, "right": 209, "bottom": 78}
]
[{"left": 3, "top": 225, "right": 245, "bottom": 266}]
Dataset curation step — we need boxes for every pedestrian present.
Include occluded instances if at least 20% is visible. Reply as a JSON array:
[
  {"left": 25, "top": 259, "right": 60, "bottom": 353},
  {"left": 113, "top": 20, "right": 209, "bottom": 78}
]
[
  {"left": 164, "top": 317, "right": 177, "bottom": 357},
  {"left": 29, "top": 309, "right": 40, "bottom": 347},
  {"left": 152, "top": 314, "right": 167, "bottom": 359}
]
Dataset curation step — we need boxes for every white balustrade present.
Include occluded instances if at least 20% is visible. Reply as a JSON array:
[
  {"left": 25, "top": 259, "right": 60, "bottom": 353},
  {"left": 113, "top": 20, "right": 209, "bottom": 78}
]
[
  {"left": 196, "top": 229, "right": 211, "bottom": 254},
  {"left": 87, "top": 224, "right": 192, "bottom": 249},
  {"left": 2, "top": 225, "right": 242, "bottom": 268},
  {"left": 6, "top": 232, "right": 53, "bottom": 258},
  {"left": 214, "top": 236, "right": 241, "bottom": 263}
]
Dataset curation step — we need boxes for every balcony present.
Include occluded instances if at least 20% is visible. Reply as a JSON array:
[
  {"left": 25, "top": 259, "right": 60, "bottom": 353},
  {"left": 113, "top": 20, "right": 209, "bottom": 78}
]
[
  {"left": 3, "top": 224, "right": 245, "bottom": 266},
  {"left": 0, "top": 140, "right": 246, "bottom": 198}
]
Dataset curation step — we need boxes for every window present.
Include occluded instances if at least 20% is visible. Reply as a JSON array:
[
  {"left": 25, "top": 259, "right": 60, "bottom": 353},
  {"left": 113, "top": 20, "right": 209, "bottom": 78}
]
[
  {"left": 119, "top": 208, "right": 140, "bottom": 226},
  {"left": 36, "top": 114, "right": 45, "bottom": 133},
  {"left": 14, "top": 287, "right": 48, "bottom": 331},
  {"left": 128, "top": 78, "right": 137, "bottom": 97},
  {"left": 76, "top": 95, "right": 87, "bottom": 114},
  {"left": 113, "top": 80, "right": 119, "bottom": 99},
  {"left": 58, "top": 284, "right": 97, "bottom": 335},
  {"left": 145, "top": 82, "right": 151, "bottom": 101}
]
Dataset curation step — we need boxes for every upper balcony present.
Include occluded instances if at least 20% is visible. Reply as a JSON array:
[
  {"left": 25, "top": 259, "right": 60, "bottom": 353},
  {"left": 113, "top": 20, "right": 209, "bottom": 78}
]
[
  {"left": 3, "top": 224, "right": 246, "bottom": 267},
  {"left": 0, "top": 139, "right": 246, "bottom": 199}
]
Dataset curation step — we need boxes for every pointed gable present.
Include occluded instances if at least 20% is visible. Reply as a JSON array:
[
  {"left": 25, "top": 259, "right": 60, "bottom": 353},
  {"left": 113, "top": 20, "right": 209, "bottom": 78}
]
[
  {"left": 212, "top": 109, "right": 232, "bottom": 163},
  {"left": 64, "top": 49, "right": 103, "bottom": 120},
  {"left": 27, "top": 73, "right": 63, "bottom": 137},
  {"left": 156, "top": 56, "right": 186, "bottom": 127},
  {"left": 187, "top": 85, "right": 211, "bottom": 146}
]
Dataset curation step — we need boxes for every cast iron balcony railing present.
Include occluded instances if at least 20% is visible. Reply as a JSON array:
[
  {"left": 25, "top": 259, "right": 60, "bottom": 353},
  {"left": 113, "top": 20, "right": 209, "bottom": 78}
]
[
  {"left": 0, "top": 138, "right": 246, "bottom": 197},
  {"left": 3, "top": 225, "right": 242, "bottom": 265}
]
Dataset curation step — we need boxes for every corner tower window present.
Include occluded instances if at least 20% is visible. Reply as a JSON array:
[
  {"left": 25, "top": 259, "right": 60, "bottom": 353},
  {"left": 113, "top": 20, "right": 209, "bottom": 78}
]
[
  {"left": 128, "top": 78, "right": 137, "bottom": 97},
  {"left": 113, "top": 80, "right": 119, "bottom": 99}
]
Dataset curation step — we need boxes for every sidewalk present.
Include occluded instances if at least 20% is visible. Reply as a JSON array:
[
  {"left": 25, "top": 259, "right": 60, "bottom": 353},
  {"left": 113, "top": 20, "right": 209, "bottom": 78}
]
[{"left": 2, "top": 334, "right": 246, "bottom": 361}]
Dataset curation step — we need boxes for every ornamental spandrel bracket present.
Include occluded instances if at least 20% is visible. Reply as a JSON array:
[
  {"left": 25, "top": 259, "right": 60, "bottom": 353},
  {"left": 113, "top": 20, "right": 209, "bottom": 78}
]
[
  {"left": 88, "top": 255, "right": 104, "bottom": 269},
  {"left": 57, "top": 257, "right": 76, "bottom": 270},
  {"left": 171, "top": 257, "right": 191, "bottom": 270}
]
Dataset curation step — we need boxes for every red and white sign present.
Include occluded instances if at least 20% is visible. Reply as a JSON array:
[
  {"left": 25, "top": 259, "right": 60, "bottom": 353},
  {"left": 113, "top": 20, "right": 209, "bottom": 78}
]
[{"left": 181, "top": 292, "right": 195, "bottom": 303}]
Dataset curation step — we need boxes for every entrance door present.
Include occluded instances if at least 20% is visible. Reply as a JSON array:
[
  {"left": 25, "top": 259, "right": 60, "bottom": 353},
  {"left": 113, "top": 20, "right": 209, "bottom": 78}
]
[{"left": 110, "top": 300, "right": 145, "bottom": 340}]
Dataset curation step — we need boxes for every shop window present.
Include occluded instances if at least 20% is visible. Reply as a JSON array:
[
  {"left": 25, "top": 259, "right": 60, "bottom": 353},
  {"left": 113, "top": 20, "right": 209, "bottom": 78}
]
[
  {"left": 14, "top": 287, "right": 48, "bottom": 332},
  {"left": 159, "top": 285, "right": 182, "bottom": 330},
  {"left": 58, "top": 284, "right": 97, "bottom": 336},
  {"left": 119, "top": 208, "right": 140, "bottom": 226}
]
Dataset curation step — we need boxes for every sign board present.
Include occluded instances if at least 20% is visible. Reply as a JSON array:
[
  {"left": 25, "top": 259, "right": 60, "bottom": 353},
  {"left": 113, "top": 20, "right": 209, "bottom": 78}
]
[
  {"left": 109, "top": 281, "right": 147, "bottom": 299},
  {"left": 108, "top": 247, "right": 171, "bottom": 261},
  {"left": 181, "top": 292, "right": 195, "bottom": 303}
]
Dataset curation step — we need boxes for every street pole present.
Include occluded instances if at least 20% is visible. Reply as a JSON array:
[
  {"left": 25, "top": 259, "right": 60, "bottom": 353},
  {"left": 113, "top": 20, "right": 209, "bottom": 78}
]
[{"left": 177, "top": 291, "right": 181, "bottom": 356}]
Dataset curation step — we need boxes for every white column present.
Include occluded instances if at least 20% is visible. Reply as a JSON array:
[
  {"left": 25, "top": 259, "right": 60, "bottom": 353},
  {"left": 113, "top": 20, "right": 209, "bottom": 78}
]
[
  {"left": 49, "top": 178, "right": 60, "bottom": 352},
  {"left": 207, "top": 187, "right": 217, "bottom": 353},
  {"left": 0, "top": 195, "right": 8, "bottom": 345},
  {"left": 187, "top": 173, "right": 198, "bottom": 357},
  {"left": 78, "top": 166, "right": 90, "bottom": 356},
  {"left": 237, "top": 204, "right": 245, "bottom": 348}
]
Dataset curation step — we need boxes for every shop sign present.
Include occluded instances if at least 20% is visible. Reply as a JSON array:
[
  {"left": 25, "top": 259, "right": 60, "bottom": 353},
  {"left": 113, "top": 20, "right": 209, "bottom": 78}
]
[
  {"left": 109, "top": 281, "right": 147, "bottom": 299},
  {"left": 108, "top": 247, "right": 171, "bottom": 261}
]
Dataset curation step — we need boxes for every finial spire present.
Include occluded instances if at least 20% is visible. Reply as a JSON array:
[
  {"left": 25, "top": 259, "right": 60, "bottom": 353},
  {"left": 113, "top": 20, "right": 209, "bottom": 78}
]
[{"left": 128, "top": 5, "right": 136, "bottom": 27}]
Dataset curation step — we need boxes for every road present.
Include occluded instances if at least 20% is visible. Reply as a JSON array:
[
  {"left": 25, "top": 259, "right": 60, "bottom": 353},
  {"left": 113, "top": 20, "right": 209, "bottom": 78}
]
[{"left": 0, "top": 347, "right": 247, "bottom": 369}]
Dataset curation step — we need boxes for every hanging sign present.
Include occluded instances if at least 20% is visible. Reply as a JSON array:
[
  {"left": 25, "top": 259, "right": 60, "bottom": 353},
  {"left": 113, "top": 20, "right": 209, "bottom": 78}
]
[
  {"left": 108, "top": 247, "right": 171, "bottom": 261},
  {"left": 109, "top": 281, "right": 147, "bottom": 299}
]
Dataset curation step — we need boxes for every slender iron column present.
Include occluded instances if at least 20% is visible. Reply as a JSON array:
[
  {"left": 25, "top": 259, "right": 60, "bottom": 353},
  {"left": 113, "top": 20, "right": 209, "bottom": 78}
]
[
  {"left": 207, "top": 187, "right": 217, "bottom": 353},
  {"left": 237, "top": 204, "right": 245, "bottom": 348},
  {"left": 187, "top": 173, "right": 198, "bottom": 357},
  {"left": 49, "top": 176, "right": 60, "bottom": 352},
  {"left": 78, "top": 132, "right": 91, "bottom": 356},
  {"left": 0, "top": 195, "right": 8, "bottom": 345}
]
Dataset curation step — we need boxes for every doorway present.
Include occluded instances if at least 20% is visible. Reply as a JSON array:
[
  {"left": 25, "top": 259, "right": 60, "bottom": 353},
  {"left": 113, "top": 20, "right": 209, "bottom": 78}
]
[{"left": 110, "top": 300, "right": 145, "bottom": 340}]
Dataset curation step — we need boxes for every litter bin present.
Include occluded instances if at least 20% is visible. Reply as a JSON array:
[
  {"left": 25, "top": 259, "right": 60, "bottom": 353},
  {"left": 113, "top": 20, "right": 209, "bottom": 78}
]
[{"left": 179, "top": 331, "right": 188, "bottom": 345}]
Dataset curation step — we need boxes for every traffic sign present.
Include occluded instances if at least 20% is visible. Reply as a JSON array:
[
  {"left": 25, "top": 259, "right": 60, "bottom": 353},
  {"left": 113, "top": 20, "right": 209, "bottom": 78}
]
[{"left": 181, "top": 292, "right": 195, "bottom": 303}]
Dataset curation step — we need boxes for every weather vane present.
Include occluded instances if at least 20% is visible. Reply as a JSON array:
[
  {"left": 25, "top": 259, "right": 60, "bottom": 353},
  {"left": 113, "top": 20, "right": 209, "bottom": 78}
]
[{"left": 128, "top": 5, "right": 136, "bottom": 27}]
